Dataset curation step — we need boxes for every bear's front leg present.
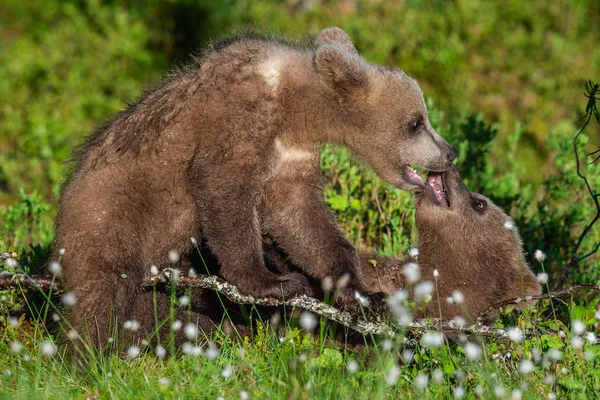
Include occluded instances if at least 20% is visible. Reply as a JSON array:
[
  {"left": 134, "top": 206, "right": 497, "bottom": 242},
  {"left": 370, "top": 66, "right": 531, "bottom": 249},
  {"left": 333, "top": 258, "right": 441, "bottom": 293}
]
[
  {"left": 259, "top": 147, "right": 388, "bottom": 313},
  {"left": 190, "top": 158, "right": 311, "bottom": 300}
]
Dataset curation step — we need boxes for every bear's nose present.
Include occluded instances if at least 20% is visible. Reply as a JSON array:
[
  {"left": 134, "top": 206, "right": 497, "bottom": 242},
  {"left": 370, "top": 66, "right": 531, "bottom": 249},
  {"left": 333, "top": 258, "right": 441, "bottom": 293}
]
[{"left": 447, "top": 145, "right": 457, "bottom": 162}]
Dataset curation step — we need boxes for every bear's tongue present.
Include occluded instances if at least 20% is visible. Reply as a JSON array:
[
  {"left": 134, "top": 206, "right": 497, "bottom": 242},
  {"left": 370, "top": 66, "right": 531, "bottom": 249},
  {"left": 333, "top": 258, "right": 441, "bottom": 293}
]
[{"left": 427, "top": 172, "right": 449, "bottom": 207}]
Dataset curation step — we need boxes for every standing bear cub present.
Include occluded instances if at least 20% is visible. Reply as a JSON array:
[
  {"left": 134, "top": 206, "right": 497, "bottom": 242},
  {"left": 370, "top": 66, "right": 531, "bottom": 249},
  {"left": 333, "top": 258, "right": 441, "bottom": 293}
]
[{"left": 54, "top": 27, "right": 456, "bottom": 349}]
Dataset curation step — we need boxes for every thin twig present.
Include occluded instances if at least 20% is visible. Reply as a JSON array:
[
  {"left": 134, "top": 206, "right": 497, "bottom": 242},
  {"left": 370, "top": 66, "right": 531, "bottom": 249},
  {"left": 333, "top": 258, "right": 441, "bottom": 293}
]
[
  {"left": 477, "top": 284, "right": 600, "bottom": 322},
  {"left": 555, "top": 81, "right": 600, "bottom": 289}
]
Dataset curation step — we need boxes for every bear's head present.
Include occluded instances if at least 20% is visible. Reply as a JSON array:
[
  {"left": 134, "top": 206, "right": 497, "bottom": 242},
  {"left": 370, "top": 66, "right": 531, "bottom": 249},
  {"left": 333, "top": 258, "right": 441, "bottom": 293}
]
[
  {"left": 413, "top": 165, "right": 541, "bottom": 320},
  {"left": 314, "top": 27, "right": 456, "bottom": 192}
]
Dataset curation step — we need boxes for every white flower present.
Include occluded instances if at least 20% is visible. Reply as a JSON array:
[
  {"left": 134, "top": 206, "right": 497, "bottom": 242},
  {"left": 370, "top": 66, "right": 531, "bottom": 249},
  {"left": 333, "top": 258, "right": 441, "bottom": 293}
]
[
  {"left": 49, "top": 261, "right": 62, "bottom": 276},
  {"left": 58, "top": 248, "right": 66, "bottom": 256},
  {"left": 432, "top": 369, "right": 444, "bottom": 384},
  {"left": 190, "top": 237, "right": 198, "bottom": 246},
  {"left": 182, "top": 342, "right": 202, "bottom": 357},
  {"left": 433, "top": 269, "right": 439, "bottom": 278},
  {"left": 414, "top": 281, "right": 433, "bottom": 302},
  {"left": 507, "top": 327, "right": 523, "bottom": 343},
  {"left": 205, "top": 345, "right": 219, "bottom": 360},
  {"left": 534, "top": 250, "right": 546, "bottom": 263},
  {"left": 299, "top": 312, "right": 317, "bottom": 332},
  {"left": 10, "top": 341, "right": 22, "bottom": 354},
  {"left": 422, "top": 331, "right": 444, "bottom": 348},
  {"left": 586, "top": 331, "right": 597, "bottom": 344},
  {"left": 184, "top": 323, "right": 198, "bottom": 340},
  {"left": 52, "top": 313, "right": 60, "bottom": 322},
  {"left": 446, "top": 296, "right": 455, "bottom": 304},
  {"left": 9, "top": 317, "right": 18, "bottom": 328},
  {"left": 158, "top": 377, "right": 171, "bottom": 387},
  {"left": 346, "top": 360, "right": 359, "bottom": 374},
  {"left": 572, "top": 320, "right": 586, "bottom": 335},
  {"left": 453, "top": 386, "right": 465, "bottom": 399},
  {"left": 571, "top": 336, "right": 583, "bottom": 349},
  {"left": 452, "top": 290, "right": 465, "bottom": 304},
  {"left": 402, "top": 349, "right": 414, "bottom": 364},
  {"left": 127, "top": 346, "right": 140, "bottom": 359},
  {"left": 179, "top": 295, "right": 190, "bottom": 307},
  {"left": 67, "top": 329, "right": 79, "bottom": 340},
  {"left": 240, "top": 391, "right": 249, "bottom": 400},
  {"left": 464, "top": 342, "right": 481, "bottom": 360},
  {"left": 336, "top": 273, "right": 350, "bottom": 289},
  {"left": 189, "top": 268, "right": 197, "bottom": 278},
  {"left": 168, "top": 250, "right": 180, "bottom": 263},
  {"left": 519, "top": 360, "right": 534, "bottom": 375},
  {"left": 385, "top": 365, "right": 400, "bottom": 386},
  {"left": 150, "top": 265, "right": 159, "bottom": 275},
  {"left": 402, "top": 262, "right": 420, "bottom": 284},
  {"left": 171, "top": 320, "right": 182, "bottom": 331},
  {"left": 536, "top": 273, "right": 548, "bottom": 285},
  {"left": 414, "top": 373, "right": 428, "bottom": 390},
  {"left": 409, "top": 247, "right": 419, "bottom": 258},
  {"left": 61, "top": 292, "right": 77, "bottom": 307},
  {"left": 473, "top": 385, "right": 484, "bottom": 396},
  {"left": 156, "top": 345, "right": 166, "bottom": 360},
  {"left": 584, "top": 350, "right": 594, "bottom": 361},
  {"left": 546, "top": 349, "right": 562, "bottom": 361},
  {"left": 321, "top": 276, "right": 333, "bottom": 291},
  {"left": 381, "top": 339, "right": 393, "bottom": 351},
  {"left": 494, "top": 385, "right": 506, "bottom": 398},
  {"left": 107, "top": 337, "right": 114, "bottom": 343},
  {"left": 504, "top": 219, "right": 515, "bottom": 230},
  {"left": 123, "top": 320, "right": 140, "bottom": 332},
  {"left": 452, "top": 316, "right": 467, "bottom": 327},
  {"left": 354, "top": 291, "right": 370, "bottom": 307},
  {"left": 544, "top": 374, "right": 555, "bottom": 385},
  {"left": 41, "top": 341, "right": 57, "bottom": 357},
  {"left": 511, "top": 389, "right": 523, "bottom": 400},
  {"left": 5, "top": 258, "right": 18, "bottom": 269},
  {"left": 221, "top": 366, "right": 233, "bottom": 378}
]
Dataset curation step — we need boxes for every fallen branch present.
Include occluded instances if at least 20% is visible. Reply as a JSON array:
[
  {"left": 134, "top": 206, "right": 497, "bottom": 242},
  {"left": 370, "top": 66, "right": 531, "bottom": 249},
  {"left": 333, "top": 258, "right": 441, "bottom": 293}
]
[
  {"left": 0, "top": 272, "right": 60, "bottom": 293},
  {"left": 149, "top": 269, "right": 538, "bottom": 342},
  {"left": 0, "top": 269, "right": 553, "bottom": 342},
  {"left": 0, "top": 252, "right": 18, "bottom": 261},
  {"left": 477, "top": 284, "right": 600, "bottom": 322}
]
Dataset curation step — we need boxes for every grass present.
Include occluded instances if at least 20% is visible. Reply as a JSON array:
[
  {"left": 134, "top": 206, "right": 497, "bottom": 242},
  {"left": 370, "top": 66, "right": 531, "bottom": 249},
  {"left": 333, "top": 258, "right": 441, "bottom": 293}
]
[{"left": 1, "top": 264, "right": 600, "bottom": 399}]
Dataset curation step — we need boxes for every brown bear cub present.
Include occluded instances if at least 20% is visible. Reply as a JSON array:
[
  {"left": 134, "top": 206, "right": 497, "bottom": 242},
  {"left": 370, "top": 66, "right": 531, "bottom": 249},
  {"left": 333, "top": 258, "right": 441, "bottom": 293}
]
[
  {"left": 360, "top": 166, "right": 541, "bottom": 320},
  {"left": 53, "top": 27, "right": 456, "bottom": 350},
  {"left": 267, "top": 166, "right": 541, "bottom": 322}
]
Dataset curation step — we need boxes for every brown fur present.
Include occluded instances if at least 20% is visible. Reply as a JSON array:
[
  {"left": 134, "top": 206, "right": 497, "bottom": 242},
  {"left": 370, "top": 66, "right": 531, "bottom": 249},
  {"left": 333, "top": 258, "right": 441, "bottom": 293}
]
[
  {"left": 263, "top": 166, "right": 541, "bottom": 322},
  {"left": 53, "top": 28, "right": 456, "bottom": 350},
  {"left": 348, "top": 167, "right": 540, "bottom": 320}
]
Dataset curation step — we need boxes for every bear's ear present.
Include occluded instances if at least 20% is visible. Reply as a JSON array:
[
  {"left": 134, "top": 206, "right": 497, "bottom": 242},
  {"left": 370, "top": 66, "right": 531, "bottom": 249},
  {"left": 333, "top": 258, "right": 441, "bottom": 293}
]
[
  {"left": 314, "top": 44, "right": 369, "bottom": 93},
  {"left": 315, "top": 27, "right": 358, "bottom": 55}
]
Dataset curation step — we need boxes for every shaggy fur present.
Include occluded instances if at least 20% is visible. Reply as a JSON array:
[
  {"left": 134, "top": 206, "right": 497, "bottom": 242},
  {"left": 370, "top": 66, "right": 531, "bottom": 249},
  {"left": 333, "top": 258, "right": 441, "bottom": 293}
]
[
  {"left": 53, "top": 27, "right": 456, "bottom": 350},
  {"left": 344, "top": 166, "right": 540, "bottom": 320}
]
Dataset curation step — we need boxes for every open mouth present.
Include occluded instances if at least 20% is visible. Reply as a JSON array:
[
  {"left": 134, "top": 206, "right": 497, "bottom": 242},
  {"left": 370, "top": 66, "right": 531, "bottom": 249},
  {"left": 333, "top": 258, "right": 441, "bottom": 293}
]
[
  {"left": 426, "top": 171, "right": 450, "bottom": 207},
  {"left": 404, "top": 164, "right": 426, "bottom": 188}
]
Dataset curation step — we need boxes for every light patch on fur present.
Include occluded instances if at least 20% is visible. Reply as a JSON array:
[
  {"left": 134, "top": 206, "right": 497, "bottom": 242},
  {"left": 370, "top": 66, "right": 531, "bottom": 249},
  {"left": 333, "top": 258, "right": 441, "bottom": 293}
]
[
  {"left": 269, "top": 139, "right": 315, "bottom": 178},
  {"left": 259, "top": 58, "right": 282, "bottom": 91},
  {"left": 274, "top": 139, "right": 314, "bottom": 163}
]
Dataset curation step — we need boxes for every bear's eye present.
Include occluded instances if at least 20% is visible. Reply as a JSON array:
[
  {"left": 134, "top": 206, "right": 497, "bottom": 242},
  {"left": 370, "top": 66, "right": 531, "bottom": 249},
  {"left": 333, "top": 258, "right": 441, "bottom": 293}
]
[
  {"left": 408, "top": 116, "right": 423, "bottom": 133},
  {"left": 472, "top": 198, "right": 487, "bottom": 212}
]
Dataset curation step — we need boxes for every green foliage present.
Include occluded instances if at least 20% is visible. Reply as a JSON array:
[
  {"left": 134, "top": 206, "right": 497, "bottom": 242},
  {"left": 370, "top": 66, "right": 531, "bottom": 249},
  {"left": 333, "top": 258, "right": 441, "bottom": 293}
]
[
  {"left": 0, "top": 189, "right": 52, "bottom": 257},
  {"left": 0, "top": 1, "right": 599, "bottom": 396}
]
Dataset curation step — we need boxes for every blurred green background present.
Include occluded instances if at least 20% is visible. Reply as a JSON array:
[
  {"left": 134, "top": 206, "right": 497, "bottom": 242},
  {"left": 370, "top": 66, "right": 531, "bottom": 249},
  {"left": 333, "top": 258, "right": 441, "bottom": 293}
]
[{"left": 0, "top": 0, "right": 599, "bottom": 288}]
